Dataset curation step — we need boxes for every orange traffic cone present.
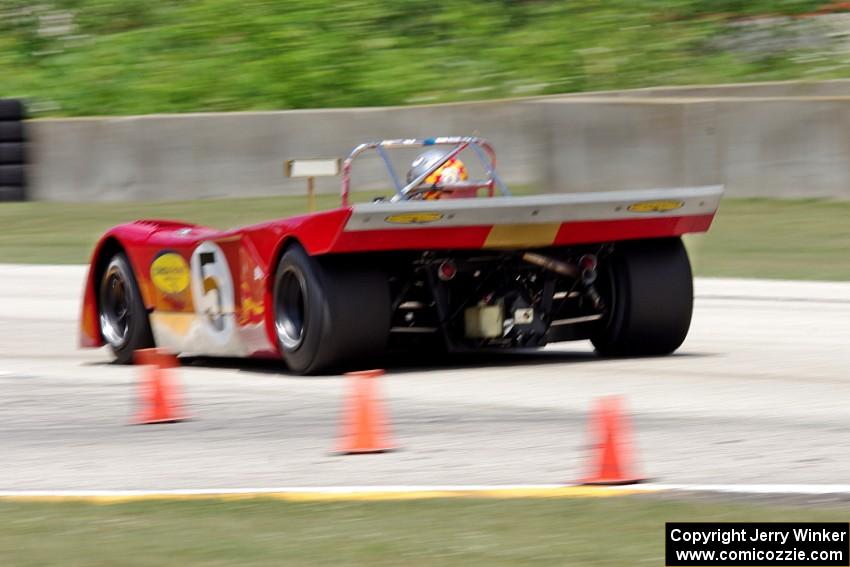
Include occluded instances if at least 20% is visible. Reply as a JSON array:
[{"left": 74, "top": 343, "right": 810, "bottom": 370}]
[
  {"left": 579, "top": 396, "right": 645, "bottom": 485},
  {"left": 133, "top": 348, "right": 187, "bottom": 424},
  {"left": 337, "top": 369, "right": 395, "bottom": 454}
]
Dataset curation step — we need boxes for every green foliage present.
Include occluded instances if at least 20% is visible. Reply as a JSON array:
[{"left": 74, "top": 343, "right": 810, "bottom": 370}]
[{"left": 0, "top": 0, "right": 844, "bottom": 115}]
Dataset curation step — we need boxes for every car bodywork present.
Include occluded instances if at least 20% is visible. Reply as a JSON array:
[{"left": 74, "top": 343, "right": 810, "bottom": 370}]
[{"left": 80, "top": 137, "right": 723, "bottom": 365}]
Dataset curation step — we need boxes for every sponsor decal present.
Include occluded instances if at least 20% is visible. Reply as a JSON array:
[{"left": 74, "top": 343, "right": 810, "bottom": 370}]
[
  {"left": 384, "top": 212, "right": 444, "bottom": 225},
  {"left": 238, "top": 248, "right": 265, "bottom": 326},
  {"left": 150, "top": 252, "right": 190, "bottom": 295},
  {"left": 627, "top": 200, "right": 684, "bottom": 213}
]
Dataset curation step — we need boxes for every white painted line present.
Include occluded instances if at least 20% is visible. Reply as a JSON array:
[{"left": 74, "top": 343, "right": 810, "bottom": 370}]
[
  {"left": 0, "top": 485, "right": 566, "bottom": 497},
  {"left": 652, "top": 484, "right": 850, "bottom": 495}
]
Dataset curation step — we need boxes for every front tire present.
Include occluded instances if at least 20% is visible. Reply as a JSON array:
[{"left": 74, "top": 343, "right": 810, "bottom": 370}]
[
  {"left": 98, "top": 253, "right": 154, "bottom": 364},
  {"left": 592, "top": 238, "right": 693, "bottom": 357},
  {"left": 273, "top": 245, "right": 390, "bottom": 374}
]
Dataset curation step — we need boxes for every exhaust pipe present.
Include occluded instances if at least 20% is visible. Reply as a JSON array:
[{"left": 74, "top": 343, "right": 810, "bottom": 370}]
[
  {"left": 523, "top": 252, "right": 604, "bottom": 310},
  {"left": 521, "top": 252, "right": 580, "bottom": 279}
]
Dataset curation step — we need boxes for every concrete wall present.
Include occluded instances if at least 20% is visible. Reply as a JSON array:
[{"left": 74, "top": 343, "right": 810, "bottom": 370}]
[
  {"left": 535, "top": 99, "right": 719, "bottom": 194},
  {"left": 27, "top": 102, "right": 545, "bottom": 201},
  {"left": 26, "top": 80, "right": 850, "bottom": 201},
  {"left": 718, "top": 98, "right": 850, "bottom": 199},
  {"left": 539, "top": 96, "right": 850, "bottom": 200}
]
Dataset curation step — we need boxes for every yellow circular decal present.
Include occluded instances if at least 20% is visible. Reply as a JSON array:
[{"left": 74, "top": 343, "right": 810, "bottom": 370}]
[
  {"left": 150, "top": 252, "right": 190, "bottom": 295},
  {"left": 627, "top": 200, "right": 684, "bottom": 213}
]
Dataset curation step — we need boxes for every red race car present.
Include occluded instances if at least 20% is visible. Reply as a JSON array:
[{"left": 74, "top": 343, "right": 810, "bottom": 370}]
[{"left": 80, "top": 137, "right": 722, "bottom": 374}]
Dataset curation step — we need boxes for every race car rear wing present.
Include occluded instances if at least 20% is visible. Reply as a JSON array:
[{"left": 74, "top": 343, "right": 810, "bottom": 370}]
[
  {"left": 329, "top": 185, "right": 724, "bottom": 252},
  {"left": 287, "top": 137, "right": 724, "bottom": 251},
  {"left": 346, "top": 185, "right": 722, "bottom": 230}
]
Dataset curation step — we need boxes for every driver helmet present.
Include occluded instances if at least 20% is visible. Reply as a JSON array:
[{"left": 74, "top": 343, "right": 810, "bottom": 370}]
[{"left": 407, "top": 149, "right": 468, "bottom": 196}]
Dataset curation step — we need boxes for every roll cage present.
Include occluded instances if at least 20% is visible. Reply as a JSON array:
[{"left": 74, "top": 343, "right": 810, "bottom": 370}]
[{"left": 340, "top": 137, "right": 512, "bottom": 207}]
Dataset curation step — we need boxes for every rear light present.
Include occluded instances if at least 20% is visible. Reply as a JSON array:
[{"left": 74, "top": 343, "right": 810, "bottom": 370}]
[
  {"left": 437, "top": 260, "right": 457, "bottom": 281},
  {"left": 580, "top": 254, "right": 598, "bottom": 285},
  {"left": 579, "top": 254, "right": 597, "bottom": 272}
]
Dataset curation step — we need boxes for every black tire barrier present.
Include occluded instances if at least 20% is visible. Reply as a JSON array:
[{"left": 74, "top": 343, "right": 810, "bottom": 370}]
[
  {"left": 0, "top": 164, "right": 25, "bottom": 186},
  {"left": 0, "top": 142, "right": 25, "bottom": 165},
  {"left": 0, "top": 99, "right": 28, "bottom": 201},
  {"left": 0, "top": 186, "right": 26, "bottom": 202},
  {"left": 0, "top": 99, "right": 25, "bottom": 121},
  {"left": 0, "top": 121, "right": 24, "bottom": 143}
]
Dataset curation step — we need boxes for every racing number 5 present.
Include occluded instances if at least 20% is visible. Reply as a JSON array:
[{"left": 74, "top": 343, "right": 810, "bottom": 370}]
[
  {"left": 198, "top": 251, "right": 225, "bottom": 331},
  {"left": 190, "top": 241, "right": 237, "bottom": 345}
]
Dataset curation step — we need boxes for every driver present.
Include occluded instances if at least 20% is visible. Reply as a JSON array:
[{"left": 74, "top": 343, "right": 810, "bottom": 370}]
[{"left": 406, "top": 149, "right": 469, "bottom": 200}]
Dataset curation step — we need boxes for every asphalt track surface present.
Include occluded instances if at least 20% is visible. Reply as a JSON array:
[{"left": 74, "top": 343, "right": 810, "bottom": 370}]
[{"left": 1, "top": 265, "right": 848, "bottom": 491}]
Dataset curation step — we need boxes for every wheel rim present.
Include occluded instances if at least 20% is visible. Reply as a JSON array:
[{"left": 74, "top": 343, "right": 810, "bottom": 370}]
[
  {"left": 100, "top": 269, "right": 131, "bottom": 348},
  {"left": 275, "top": 267, "right": 308, "bottom": 350}
]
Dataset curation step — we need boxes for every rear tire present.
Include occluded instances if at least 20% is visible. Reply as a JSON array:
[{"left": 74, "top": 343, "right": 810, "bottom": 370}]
[
  {"left": 98, "top": 253, "right": 154, "bottom": 364},
  {"left": 592, "top": 238, "right": 693, "bottom": 357},
  {"left": 273, "top": 245, "right": 391, "bottom": 375}
]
